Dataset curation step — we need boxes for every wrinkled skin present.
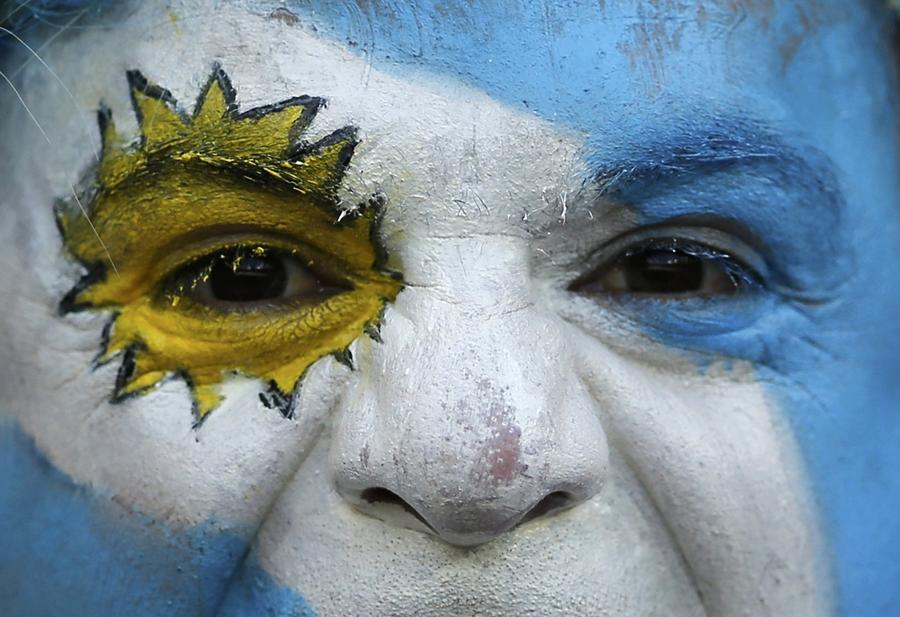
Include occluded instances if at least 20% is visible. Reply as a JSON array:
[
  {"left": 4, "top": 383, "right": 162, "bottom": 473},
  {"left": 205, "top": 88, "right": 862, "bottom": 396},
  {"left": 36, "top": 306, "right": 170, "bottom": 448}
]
[{"left": 1, "top": 1, "right": 899, "bottom": 616}]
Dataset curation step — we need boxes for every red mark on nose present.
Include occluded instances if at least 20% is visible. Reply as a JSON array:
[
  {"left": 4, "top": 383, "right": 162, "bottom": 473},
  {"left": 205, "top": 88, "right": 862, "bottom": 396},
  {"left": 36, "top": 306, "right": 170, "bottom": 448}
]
[
  {"left": 470, "top": 379, "right": 528, "bottom": 485},
  {"left": 486, "top": 422, "right": 527, "bottom": 484}
]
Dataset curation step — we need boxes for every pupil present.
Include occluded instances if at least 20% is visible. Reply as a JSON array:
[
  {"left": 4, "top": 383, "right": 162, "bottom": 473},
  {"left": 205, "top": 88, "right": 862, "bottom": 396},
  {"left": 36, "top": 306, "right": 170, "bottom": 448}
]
[
  {"left": 209, "top": 253, "right": 287, "bottom": 302},
  {"left": 623, "top": 249, "right": 703, "bottom": 293}
]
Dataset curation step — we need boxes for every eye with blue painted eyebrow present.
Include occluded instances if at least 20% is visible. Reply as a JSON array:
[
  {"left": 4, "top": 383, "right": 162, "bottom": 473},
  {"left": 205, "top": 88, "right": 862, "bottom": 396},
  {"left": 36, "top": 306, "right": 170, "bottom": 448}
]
[{"left": 571, "top": 237, "right": 761, "bottom": 298}]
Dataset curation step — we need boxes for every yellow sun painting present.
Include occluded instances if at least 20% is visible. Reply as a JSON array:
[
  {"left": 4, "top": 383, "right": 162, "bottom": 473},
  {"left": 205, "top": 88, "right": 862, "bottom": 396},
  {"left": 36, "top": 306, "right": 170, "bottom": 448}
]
[{"left": 57, "top": 65, "right": 402, "bottom": 422}]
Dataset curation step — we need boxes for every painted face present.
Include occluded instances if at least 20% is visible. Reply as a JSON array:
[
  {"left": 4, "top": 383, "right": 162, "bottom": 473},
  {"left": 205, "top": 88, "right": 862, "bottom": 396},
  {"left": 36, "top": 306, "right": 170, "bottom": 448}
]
[{"left": 1, "top": 1, "right": 898, "bottom": 616}]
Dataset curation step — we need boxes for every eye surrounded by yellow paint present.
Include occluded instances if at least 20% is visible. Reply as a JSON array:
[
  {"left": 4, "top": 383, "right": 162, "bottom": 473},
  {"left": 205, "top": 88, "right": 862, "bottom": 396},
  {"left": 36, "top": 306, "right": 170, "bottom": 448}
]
[{"left": 57, "top": 65, "right": 402, "bottom": 422}]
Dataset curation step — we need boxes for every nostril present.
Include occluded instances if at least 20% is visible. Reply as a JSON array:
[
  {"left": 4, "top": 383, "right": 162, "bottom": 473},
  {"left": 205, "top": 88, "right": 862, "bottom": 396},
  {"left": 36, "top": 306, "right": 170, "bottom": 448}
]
[
  {"left": 358, "top": 487, "right": 436, "bottom": 532},
  {"left": 360, "top": 487, "right": 405, "bottom": 506},
  {"left": 517, "top": 491, "right": 576, "bottom": 527}
]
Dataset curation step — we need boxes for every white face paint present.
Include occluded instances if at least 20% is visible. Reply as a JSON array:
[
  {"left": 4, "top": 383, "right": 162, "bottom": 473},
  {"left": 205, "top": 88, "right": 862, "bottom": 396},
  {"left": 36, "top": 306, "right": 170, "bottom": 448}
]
[{"left": 0, "top": 1, "right": 832, "bottom": 615}]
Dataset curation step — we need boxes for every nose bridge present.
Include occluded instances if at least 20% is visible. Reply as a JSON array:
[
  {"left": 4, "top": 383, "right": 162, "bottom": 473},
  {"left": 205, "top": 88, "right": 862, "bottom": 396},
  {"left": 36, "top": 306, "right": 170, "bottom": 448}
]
[{"left": 332, "top": 240, "right": 610, "bottom": 545}]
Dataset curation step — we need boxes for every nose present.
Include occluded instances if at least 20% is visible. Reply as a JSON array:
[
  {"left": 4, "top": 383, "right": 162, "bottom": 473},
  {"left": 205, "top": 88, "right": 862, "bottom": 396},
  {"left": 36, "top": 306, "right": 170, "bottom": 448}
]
[{"left": 331, "top": 275, "right": 609, "bottom": 547}]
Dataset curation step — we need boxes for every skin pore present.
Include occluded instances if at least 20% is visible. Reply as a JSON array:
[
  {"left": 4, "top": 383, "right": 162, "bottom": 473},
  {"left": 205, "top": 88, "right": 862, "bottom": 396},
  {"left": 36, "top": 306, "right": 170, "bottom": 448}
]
[{"left": 1, "top": 1, "right": 899, "bottom": 616}]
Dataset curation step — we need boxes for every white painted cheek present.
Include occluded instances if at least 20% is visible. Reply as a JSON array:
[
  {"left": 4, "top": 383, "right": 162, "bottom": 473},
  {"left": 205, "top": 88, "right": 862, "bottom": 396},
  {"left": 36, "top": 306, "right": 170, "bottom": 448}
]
[
  {"left": 568, "top": 336, "right": 829, "bottom": 617},
  {"left": 0, "top": 300, "right": 352, "bottom": 528}
]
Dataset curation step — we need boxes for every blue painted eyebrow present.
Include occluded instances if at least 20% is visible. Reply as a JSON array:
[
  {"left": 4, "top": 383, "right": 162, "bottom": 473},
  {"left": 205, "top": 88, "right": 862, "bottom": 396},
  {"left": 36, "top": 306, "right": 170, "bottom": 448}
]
[{"left": 589, "top": 122, "right": 837, "bottom": 197}]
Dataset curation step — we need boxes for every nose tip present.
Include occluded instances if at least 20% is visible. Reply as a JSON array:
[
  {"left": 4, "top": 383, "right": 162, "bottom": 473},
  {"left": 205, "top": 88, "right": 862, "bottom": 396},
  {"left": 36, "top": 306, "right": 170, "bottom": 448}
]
[
  {"left": 341, "top": 485, "right": 590, "bottom": 547},
  {"left": 332, "top": 381, "right": 610, "bottom": 547},
  {"left": 331, "top": 370, "right": 611, "bottom": 547}
]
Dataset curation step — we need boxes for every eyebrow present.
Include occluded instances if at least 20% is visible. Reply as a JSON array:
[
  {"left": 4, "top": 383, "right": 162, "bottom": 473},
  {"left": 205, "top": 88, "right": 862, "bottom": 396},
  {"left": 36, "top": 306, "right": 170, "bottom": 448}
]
[
  {"left": 584, "top": 117, "right": 847, "bottom": 237},
  {"left": 587, "top": 120, "right": 839, "bottom": 199}
]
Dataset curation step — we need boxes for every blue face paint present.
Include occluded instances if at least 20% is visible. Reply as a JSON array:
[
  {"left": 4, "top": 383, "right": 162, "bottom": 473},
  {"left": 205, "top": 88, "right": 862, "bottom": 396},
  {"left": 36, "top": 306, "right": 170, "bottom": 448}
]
[
  {"left": 265, "top": 2, "right": 900, "bottom": 614},
  {"left": 0, "top": 420, "right": 317, "bottom": 616}
]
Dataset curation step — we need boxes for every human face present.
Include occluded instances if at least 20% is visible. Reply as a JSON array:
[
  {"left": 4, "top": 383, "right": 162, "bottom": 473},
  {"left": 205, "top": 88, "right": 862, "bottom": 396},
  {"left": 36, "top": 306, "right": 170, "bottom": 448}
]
[{"left": 1, "top": 1, "right": 898, "bottom": 615}]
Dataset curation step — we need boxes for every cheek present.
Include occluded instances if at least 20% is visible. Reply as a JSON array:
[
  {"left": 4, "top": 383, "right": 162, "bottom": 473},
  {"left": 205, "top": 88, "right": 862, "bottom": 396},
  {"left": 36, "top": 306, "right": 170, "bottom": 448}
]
[
  {"left": 0, "top": 414, "right": 320, "bottom": 616},
  {"left": 0, "top": 256, "right": 346, "bottom": 615},
  {"left": 1, "top": 270, "right": 353, "bottom": 529},
  {"left": 575, "top": 344, "right": 829, "bottom": 615}
]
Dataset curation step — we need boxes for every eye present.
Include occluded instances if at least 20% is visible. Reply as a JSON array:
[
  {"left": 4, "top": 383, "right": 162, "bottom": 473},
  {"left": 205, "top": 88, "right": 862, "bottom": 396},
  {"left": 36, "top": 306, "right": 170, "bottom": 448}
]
[
  {"left": 571, "top": 238, "right": 759, "bottom": 298},
  {"left": 163, "top": 246, "right": 347, "bottom": 310}
]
